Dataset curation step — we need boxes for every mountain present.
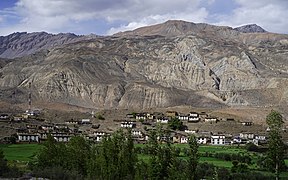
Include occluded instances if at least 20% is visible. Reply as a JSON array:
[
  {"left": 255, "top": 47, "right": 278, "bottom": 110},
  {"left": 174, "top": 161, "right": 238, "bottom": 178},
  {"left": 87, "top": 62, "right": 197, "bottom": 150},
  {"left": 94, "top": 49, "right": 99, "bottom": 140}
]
[
  {"left": 114, "top": 20, "right": 240, "bottom": 38},
  {"left": 0, "top": 32, "right": 97, "bottom": 59},
  {"left": 234, "top": 24, "right": 267, "bottom": 33},
  {"left": 0, "top": 20, "right": 288, "bottom": 110}
]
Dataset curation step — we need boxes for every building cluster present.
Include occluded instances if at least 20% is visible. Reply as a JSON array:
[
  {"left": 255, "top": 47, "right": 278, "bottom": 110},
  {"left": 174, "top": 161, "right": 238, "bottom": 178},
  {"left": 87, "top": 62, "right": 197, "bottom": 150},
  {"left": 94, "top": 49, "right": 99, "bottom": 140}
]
[{"left": 0, "top": 109, "right": 281, "bottom": 146}]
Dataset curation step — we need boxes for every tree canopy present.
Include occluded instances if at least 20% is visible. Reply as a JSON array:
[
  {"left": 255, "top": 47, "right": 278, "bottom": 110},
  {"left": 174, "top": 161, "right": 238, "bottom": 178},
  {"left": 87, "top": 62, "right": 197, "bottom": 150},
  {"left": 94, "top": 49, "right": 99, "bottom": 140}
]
[{"left": 265, "top": 110, "right": 286, "bottom": 179}]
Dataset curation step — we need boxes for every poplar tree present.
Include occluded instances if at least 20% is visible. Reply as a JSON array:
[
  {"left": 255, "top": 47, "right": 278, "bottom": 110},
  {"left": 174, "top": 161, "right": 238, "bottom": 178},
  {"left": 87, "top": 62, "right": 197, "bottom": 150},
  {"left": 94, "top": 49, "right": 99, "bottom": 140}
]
[
  {"left": 266, "top": 110, "right": 286, "bottom": 180},
  {"left": 186, "top": 134, "right": 199, "bottom": 180}
]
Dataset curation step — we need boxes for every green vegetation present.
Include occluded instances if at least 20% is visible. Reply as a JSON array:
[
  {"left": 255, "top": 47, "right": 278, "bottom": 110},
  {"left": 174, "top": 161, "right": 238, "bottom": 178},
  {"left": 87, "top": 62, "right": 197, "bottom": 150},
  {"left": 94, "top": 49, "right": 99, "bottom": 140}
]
[
  {"left": 0, "top": 140, "right": 287, "bottom": 179},
  {"left": 168, "top": 117, "right": 184, "bottom": 130},
  {"left": 266, "top": 110, "right": 286, "bottom": 179},
  {"left": 0, "top": 144, "right": 42, "bottom": 161},
  {"left": 0, "top": 148, "right": 22, "bottom": 178},
  {"left": 0, "top": 111, "right": 287, "bottom": 179},
  {"left": 96, "top": 114, "right": 105, "bottom": 120}
]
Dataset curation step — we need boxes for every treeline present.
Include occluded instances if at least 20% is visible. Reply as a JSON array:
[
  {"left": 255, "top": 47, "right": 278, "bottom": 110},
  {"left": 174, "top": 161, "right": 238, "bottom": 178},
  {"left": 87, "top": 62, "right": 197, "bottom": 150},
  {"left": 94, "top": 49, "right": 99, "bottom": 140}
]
[{"left": 26, "top": 129, "right": 275, "bottom": 180}]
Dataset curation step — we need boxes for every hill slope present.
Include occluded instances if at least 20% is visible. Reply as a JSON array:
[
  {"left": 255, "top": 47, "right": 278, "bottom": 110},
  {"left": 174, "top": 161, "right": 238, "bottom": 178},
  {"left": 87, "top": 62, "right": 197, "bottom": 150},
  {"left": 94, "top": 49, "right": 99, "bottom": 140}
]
[{"left": 0, "top": 20, "right": 288, "bottom": 110}]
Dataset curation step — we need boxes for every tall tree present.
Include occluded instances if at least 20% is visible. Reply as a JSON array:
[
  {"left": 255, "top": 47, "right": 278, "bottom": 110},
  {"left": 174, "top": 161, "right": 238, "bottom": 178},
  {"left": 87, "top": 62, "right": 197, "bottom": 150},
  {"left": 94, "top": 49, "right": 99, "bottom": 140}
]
[
  {"left": 66, "top": 136, "right": 91, "bottom": 176},
  {"left": 186, "top": 134, "right": 199, "bottom": 180},
  {"left": 266, "top": 110, "right": 286, "bottom": 180},
  {"left": 0, "top": 149, "right": 9, "bottom": 177}
]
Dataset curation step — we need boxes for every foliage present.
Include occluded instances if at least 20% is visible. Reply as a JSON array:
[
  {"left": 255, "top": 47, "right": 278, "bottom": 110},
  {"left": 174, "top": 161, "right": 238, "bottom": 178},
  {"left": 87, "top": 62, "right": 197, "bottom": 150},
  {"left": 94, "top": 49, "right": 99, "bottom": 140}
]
[
  {"left": 246, "top": 142, "right": 259, "bottom": 152},
  {"left": 186, "top": 135, "right": 199, "bottom": 179},
  {"left": 231, "top": 160, "right": 249, "bottom": 173},
  {"left": 265, "top": 110, "right": 286, "bottom": 178},
  {"left": 87, "top": 129, "right": 137, "bottom": 180},
  {"left": 9, "top": 130, "right": 285, "bottom": 180},
  {"left": 96, "top": 114, "right": 105, "bottom": 120},
  {"left": 168, "top": 117, "right": 183, "bottom": 130},
  {"left": 0, "top": 149, "right": 9, "bottom": 176},
  {"left": 33, "top": 166, "right": 83, "bottom": 180},
  {"left": 131, "top": 112, "right": 137, "bottom": 118},
  {"left": 0, "top": 149, "right": 22, "bottom": 178}
]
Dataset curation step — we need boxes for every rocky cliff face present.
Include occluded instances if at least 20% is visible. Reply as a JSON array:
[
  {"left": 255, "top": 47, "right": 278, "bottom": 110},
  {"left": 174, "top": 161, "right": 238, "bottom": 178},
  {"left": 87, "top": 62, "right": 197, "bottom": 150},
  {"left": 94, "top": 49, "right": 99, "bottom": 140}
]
[{"left": 0, "top": 20, "right": 287, "bottom": 110}]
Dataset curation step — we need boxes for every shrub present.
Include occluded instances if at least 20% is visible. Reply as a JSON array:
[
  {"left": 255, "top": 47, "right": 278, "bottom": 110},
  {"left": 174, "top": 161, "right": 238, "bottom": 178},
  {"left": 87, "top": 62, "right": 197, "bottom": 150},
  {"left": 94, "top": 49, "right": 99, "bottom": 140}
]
[
  {"left": 97, "top": 114, "right": 105, "bottom": 120},
  {"left": 246, "top": 142, "right": 259, "bottom": 152}
]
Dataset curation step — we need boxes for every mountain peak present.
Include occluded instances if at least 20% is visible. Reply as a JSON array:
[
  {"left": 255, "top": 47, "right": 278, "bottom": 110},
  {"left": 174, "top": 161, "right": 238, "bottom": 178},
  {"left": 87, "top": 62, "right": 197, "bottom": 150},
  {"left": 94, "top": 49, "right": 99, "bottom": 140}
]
[
  {"left": 114, "top": 20, "right": 234, "bottom": 37},
  {"left": 234, "top": 24, "right": 267, "bottom": 33}
]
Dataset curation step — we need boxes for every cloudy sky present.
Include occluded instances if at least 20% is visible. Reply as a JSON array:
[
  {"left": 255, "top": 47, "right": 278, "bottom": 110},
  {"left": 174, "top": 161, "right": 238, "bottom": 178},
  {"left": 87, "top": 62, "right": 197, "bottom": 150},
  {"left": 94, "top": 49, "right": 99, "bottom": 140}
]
[{"left": 0, "top": 0, "right": 287, "bottom": 36}]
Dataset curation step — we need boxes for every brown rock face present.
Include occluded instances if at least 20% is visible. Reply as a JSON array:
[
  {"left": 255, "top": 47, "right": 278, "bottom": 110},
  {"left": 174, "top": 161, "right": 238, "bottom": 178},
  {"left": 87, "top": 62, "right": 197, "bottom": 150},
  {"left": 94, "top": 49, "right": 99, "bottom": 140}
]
[{"left": 0, "top": 20, "right": 288, "bottom": 109}]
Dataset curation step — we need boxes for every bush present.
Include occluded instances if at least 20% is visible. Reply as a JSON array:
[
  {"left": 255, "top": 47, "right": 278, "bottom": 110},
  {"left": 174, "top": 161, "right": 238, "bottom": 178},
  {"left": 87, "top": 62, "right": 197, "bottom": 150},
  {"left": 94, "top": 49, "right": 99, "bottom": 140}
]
[
  {"left": 246, "top": 142, "right": 259, "bottom": 152},
  {"left": 96, "top": 114, "right": 105, "bottom": 120},
  {"left": 32, "top": 166, "right": 83, "bottom": 180}
]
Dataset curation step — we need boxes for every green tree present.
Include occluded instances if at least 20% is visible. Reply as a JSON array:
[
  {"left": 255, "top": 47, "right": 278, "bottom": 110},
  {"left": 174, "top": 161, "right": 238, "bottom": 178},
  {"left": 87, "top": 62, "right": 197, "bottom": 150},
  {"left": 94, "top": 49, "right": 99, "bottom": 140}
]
[
  {"left": 186, "top": 135, "right": 199, "bottom": 180},
  {"left": 87, "top": 130, "right": 137, "bottom": 180},
  {"left": 0, "top": 149, "right": 9, "bottom": 177},
  {"left": 168, "top": 117, "right": 183, "bottom": 130},
  {"left": 266, "top": 110, "right": 286, "bottom": 180},
  {"left": 66, "top": 136, "right": 91, "bottom": 176},
  {"left": 35, "top": 134, "right": 64, "bottom": 168},
  {"left": 147, "top": 129, "right": 161, "bottom": 179}
]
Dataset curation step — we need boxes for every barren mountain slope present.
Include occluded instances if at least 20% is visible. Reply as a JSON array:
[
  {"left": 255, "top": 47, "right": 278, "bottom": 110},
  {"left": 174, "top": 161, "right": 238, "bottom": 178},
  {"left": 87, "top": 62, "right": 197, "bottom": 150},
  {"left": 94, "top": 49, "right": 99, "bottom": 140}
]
[
  {"left": 0, "top": 20, "right": 287, "bottom": 110},
  {"left": 0, "top": 32, "right": 98, "bottom": 59}
]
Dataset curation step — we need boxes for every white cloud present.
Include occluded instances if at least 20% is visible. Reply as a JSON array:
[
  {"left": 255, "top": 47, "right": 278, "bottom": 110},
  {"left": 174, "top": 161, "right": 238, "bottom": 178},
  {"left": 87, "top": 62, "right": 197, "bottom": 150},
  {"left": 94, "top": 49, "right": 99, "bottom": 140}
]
[
  {"left": 107, "top": 8, "right": 209, "bottom": 35},
  {"left": 0, "top": 0, "right": 209, "bottom": 35},
  {"left": 215, "top": 0, "right": 288, "bottom": 33},
  {"left": 0, "top": 0, "right": 287, "bottom": 35}
]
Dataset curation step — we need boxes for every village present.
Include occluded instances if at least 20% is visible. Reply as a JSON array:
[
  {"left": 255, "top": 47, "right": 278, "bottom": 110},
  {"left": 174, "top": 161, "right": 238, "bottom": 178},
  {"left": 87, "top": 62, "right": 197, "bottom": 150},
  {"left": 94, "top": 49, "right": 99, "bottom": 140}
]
[{"left": 1, "top": 108, "right": 287, "bottom": 147}]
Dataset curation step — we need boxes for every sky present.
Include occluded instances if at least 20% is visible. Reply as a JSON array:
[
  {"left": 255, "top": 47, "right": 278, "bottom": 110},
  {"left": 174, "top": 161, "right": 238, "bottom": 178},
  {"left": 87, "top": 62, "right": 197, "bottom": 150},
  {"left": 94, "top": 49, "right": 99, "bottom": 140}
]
[{"left": 0, "top": 0, "right": 287, "bottom": 36}]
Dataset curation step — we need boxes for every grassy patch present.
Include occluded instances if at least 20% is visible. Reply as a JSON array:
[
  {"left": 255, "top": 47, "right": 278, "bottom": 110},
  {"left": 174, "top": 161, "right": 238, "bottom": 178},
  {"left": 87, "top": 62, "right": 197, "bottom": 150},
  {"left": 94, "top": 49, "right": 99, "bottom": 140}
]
[
  {"left": 0, "top": 144, "right": 43, "bottom": 161},
  {"left": 199, "top": 156, "right": 233, "bottom": 168}
]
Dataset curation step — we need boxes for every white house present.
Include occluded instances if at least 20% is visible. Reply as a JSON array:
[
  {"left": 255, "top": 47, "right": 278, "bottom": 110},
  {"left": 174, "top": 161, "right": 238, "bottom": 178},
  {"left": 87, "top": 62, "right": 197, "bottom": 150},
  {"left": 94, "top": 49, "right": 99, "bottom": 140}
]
[
  {"left": 25, "top": 109, "right": 40, "bottom": 116},
  {"left": 41, "top": 125, "right": 54, "bottom": 131},
  {"left": 239, "top": 132, "right": 254, "bottom": 140},
  {"left": 81, "top": 119, "right": 91, "bottom": 124},
  {"left": 197, "top": 137, "right": 208, "bottom": 144},
  {"left": 95, "top": 135, "right": 104, "bottom": 142},
  {"left": 255, "top": 135, "right": 266, "bottom": 141},
  {"left": 146, "top": 113, "right": 154, "bottom": 120},
  {"left": 65, "top": 120, "right": 79, "bottom": 125},
  {"left": 52, "top": 133, "right": 71, "bottom": 142},
  {"left": 156, "top": 118, "right": 169, "bottom": 124},
  {"left": 0, "top": 114, "right": 9, "bottom": 120},
  {"left": 132, "top": 129, "right": 143, "bottom": 137},
  {"left": 211, "top": 135, "right": 225, "bottom": 145},
  {"left": 232, "top": 136, "right": 242, "bottom": 144},
  {"left": 121, "top": 121, "right": 135, "bottom": 128},
  {"left": 17, "top": 133, "right": 39, "bottom": 142},
  {"left": 178, "top": 114, "right": 189, "bottom": 121},
  {"left": 185, "top": 129, "right": 197, "bottom": 134},
  {"left": 136, "top": 113, "right": 146, "bottom": 120},
  {"left": 241, "top": 122, "right": 253, "bottom": 126},
  {"left": 205, "top": 117, "right": 218, "bottom": 123},
  {"left": 94, "top": 131, "right": 106, "bottom": 136},
  {"left": 180, "top": 136, "right": 188, "bottom": 144},
  {"left": 188, "top": 112, "right": 200, "bottom": 122}
]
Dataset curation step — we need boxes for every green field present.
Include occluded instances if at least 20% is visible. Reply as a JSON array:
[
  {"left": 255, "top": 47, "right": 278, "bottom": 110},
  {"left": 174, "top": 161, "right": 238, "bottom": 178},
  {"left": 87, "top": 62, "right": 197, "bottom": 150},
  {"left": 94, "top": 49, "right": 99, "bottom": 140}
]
[{"left": 0, "top": 144, "right": 43, "bottom": 161}]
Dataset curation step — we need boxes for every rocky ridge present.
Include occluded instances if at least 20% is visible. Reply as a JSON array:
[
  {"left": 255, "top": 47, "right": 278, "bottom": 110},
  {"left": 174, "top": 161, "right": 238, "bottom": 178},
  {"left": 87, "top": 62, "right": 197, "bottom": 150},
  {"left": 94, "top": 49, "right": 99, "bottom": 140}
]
[
  {"left": 233, "top": 24, "right": 267, "bottom": 33},
  {"left": 0, "top": 20, "right": 288, "bottom": 110},
  {"left": 0, "top": 32, "right": 98, "bottom": 59}
]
